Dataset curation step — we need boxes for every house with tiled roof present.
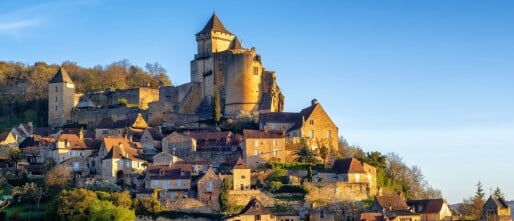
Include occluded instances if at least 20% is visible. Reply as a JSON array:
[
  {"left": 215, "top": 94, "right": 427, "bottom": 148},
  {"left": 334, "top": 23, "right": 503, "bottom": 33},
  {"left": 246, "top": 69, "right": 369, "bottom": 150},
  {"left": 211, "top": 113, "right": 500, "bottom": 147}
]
[
  {"left": 242, "top": 129, "right": 286, "bottom": 169},
  {"left": 140, "top": 127, "right": 163, "bottom": 155},
  {"left": 197, "top": 167, "right": 223, "bottom": 211},
  {"left": 367, "top": 195, "right": 420, "bottom": 221},
  {"left": 161, "top": 132, "right": 196, "bottom": 157},
  {"left": 144, "top": 164, "right": 192, "bottom": 201},
  {"left": 97, "top": 137, "right": 146, "bottom": 185},
  {"left": 480, "top": 196, "right": 512, "bottom": 221},
  {"left": 407, "top": 198, "right": 453, "bottom": 221},
  {"left": 51, "top": 133, "right": 90, "bottom": 163},
  {"left": 0, "top": 132, "right": 18, "bottom": 163},
  {"left": 224, "top": 198, "right": 275, "bottom": 221},
  {"left": 259, "top": 99, "right": 338, "bottom": 165},
  {"left": 232, "top": 157, "right": 251, "bottom": 191},
  {"left": 95, "top": 113, "right": 148, "bottom": 139}
]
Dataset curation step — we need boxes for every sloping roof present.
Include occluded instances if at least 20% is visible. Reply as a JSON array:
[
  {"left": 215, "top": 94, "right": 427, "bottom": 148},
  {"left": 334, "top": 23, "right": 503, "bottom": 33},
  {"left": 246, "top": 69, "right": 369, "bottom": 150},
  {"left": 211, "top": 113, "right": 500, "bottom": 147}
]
[
  {"left": 233, "top": 157, "right": 249, "bottom": 170},
  {"left": 58, "top": 134, "right": 87, "bottom": 149},
  {"left": 102, "top": 142, "right": 143, "bottom": 161},
  {"left": 407, "top": 199, "right": 445, "bottom": 213},
  {"left": 188, "top": 131, "right": 231, "bottom": 140},
  {"left": 489, "top": 196, "right": 510, "bottom": 209},
  {"left": 84, "top": 138, "right": 102, "bottom": 150},
  {"left": 237, "top": 198, "right": 270, "bottom": 215},
  {"left": 376, "top": 196, "right": 410, "bottom": 211},
  {"left": 0, "top": 132, "right": 10, "bottom": 142},
  {"left": 145, "top": 128, "right": 164, "bottom": 140},
  {"left": 97, "top": 114, "right": 147, "bottom": 129},
  {"left": 332, "top": 158, "right": 367, "bottom": 174},
  {"left": 102, "top": 137, "right": 140, "bottom": 153},
  {"left": 49, "top": 67, "right": 73, "bottom": 84},
  {"left": 259, "top": 112, "right": 302, "bottom": 125},
  {"left": 229, "top": 37, "right": 242, "bottom": 50},
  {"left": 197, "top": 13, "right": 232, "bottom": 35},
  {"left": 19, "top": 137, "right": 37, "bottom": 148},
  {"left": 243, "top": 129, "right": 284, "bottom": 139},
  {"left": 147, "top": 165, "right": 191, "bottom": 180}
]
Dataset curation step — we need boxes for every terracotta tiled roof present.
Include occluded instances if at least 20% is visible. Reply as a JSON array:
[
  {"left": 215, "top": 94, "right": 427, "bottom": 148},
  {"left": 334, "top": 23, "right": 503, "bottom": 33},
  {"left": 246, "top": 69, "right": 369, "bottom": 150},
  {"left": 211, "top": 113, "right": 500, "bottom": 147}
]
[
  {"left": 229, "top": 37, "right": 243, "bottom": 50},
  {"left": 49, "top": 67, "right": 73, "bottom": 84},
  {"left": 188, "top": 131, "right": 231, "bottom": 140},
  {"left": 102, "top": 137, "right": 141, "bottom": 153},
  {"left": 197, "top": 13, "right": 232, "bottom": 35},
  {"left": 243, "top": 129, "right": 284, "bottom": 139},
  {"left": 407, "top": 199, "right": 445, "bottom": 213},
  {"left": 332, "top": 158, "right": 367, "bottom": 174},
  {"left": 233, "top": 158, "right": 249, "bottom": 170},
  {"left": 102, "top": 143, "right": 143, "bottom": 161},
  {"left": 238, "top": 198, "right": 270, "bottom": 215},
  {"left": 376, "top": 196, "right": 410, "bottom": 211},
  {"left": 359, "top": 213, "right": 385, "bottom": 221},
  {"left": 58, "top": 134, "right": 87, "bottom": 149},
  {"left": 147, "top": 165, "right": 191, "bottom": 180}
]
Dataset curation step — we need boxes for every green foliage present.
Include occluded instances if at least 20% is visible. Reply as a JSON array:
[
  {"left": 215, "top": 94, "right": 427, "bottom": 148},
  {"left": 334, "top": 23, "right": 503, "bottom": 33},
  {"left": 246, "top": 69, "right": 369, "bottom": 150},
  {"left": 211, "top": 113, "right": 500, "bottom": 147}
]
[
  {"left": 137, "top": 190, "right": 162, "bottom": 214},
  {"left": 293, "top": 142, "right": 318, "bottom": 164},
  {"left": 57, "top": 188, "right": 98, "bottom": 221},
  {"left": 269, "top": 181, "right": 283, "bottom": 192},
  {"left": 219, "top": 190, "right": 229, "bottom": 212},
  {"left": 117, "top": 98, "right": 129, "bottom": 106},
  {"left": 273, "top": 185, "right": 309, "bottom": 194},
  {"left": 213, "top": 90, "right": 221, "bottom": 123},
  {"left": 269, "top": 162, "right": 324, "bottom": 171},
  {"left": 493, "top": 186, "right": 504, "bottom": 199},
  {"left": 256, "top": 178, "right": 264, "bottom": 188},
  {"left": 111, "top": 191, "right": 132, "bottom": 208},
  {"left": 88, "top": 199, "right": 136, "bottom": 221},
  {"left": 307, "top": 166, "right": 313, "bottom": 182},
  {"left": 12, "top": 182, "right": 44, "bottom": 209},
  {"left": 269, "top": 168, "right": 288, "bottom": 184}
]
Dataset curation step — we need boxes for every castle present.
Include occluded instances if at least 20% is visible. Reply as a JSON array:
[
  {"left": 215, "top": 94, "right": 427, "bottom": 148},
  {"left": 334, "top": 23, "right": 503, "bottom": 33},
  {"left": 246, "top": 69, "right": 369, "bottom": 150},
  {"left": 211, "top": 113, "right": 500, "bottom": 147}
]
[{"left": 48, "top": 13, "right": 284, "bottom": 128}]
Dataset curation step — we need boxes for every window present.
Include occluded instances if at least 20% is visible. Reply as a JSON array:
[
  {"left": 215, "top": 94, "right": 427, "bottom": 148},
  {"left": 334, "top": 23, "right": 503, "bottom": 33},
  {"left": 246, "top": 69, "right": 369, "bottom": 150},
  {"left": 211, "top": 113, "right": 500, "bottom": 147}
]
[
  {"left": 79, "top": 152, "right": 84, "bottom": 157},
  {"left": 55, "top": 97, "right": 58, "bottom": 102},
  {"left": 254, "top": 140, "right": 259, "bottom": 147},
  {"left": 255, "top": 215, "right": 261, "bottom": 220},
  {"left": 55, "top": 106, "right": 58, "bottom": 111},
  {"left": 310, "top": 119, "right": 314, "bottom": 125},
  {"left": 177, "top": 180, "right": 182, "bottom": 187},
  {"left": 73, "top": 162, "right": 79, "bottom": 171},
  {"left": 255, "top": 150, "right": 259, "bottom": 156},
  {"left": 163, "top": 180, "right": 169, "bottom": 189},
  {"left": 153, "top": 180, "right": 159, "bottom": 187},
  {"left": 55, "top": 86, "right": 58, "bottom": 92},
  {"left": 169, "top": 192, "right": 175, "bottom": 199},
  {"left": 207, "top": 181, "right": 212, "bottom": 192},
  {"left": 241, "top": 175, "right": 246, "bottom": 179},
  {"left": 310, "top": 130, "right": 315, "bottom": 138},
  {"left": 253, "top": 66, "right": 259, "bottom": 75},
  {"left": 327, "top": 130, "right": 331, "bottom": 138},
  {"left": 273, "top": 149, "right": 279, "bottom": 157},
  {"left": 273, "top": 139, "right": 278, "bottom": 146},
  {"left": 125, "top": 160, "right": 130, "bottom": 168}
]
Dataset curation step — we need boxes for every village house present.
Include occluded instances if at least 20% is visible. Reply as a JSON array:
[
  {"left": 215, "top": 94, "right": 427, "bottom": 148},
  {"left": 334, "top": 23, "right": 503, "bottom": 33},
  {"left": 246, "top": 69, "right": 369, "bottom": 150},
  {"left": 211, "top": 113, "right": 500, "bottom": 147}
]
[
  {"left": 242, "top": 129, "right": 286, "bottom": 169},
  {"left": 144, "top": 164, "right": 192, "bottom": 201},
  {"left": 139, "top": 127, "right": 163, "bottom": 155},
  {"left": 51, "top": 133, "right": 90, "bottom": 163},
  {"left": 0, "top": 132, "right": 18, "bottom": 168},
  {"left": 152, "top": 151, "right": 182, "bottom": 166},
  {"left": 480, "top": 196, "right": 512, "bottom": 221},
  {"left": 9, "top": 122, "right": 33, "bottom": 143},
  {"left": 197, "top": 167, "right": 223, "bottom": 211},
  {"left": 313, "top": 158, "right": 377, "bottom": 196},
  {"left": 95, "top": 113, "right": 148, "bottom": 139},
  {"left": 259, "top": 99, "right": 338, "bottom": 165},
  {"left": 224, "top": 198, "right": 276, "bottom": 221},
  {"left": 232, "top": 157, "right": 251, "bottom": 191},
  {"left": 97, "top": 137, "right": 146, "bottom": 185},
  {"left": 406, "top": 198, "right": 453, "bottom": 221},
  {"left": 161, "top": 132, "right": 196, "bottom": 157},
  {"left": 365, "top": 195, "right": 421, "bottom": 221}
]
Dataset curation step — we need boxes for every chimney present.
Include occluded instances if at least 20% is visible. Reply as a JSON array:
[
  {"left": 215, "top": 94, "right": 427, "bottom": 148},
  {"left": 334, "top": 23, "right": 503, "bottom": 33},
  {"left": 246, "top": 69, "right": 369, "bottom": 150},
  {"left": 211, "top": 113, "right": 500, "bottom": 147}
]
[{"left": 311, "top": 98, "right": 318, "bottom": 106}]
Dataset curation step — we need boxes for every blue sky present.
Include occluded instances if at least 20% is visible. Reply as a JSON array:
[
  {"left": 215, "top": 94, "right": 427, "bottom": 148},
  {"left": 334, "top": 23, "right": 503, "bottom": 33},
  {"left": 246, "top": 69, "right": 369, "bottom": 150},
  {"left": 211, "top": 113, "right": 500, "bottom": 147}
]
[{"left": 1, "top": 0, "right": 513, "bottom": 203}]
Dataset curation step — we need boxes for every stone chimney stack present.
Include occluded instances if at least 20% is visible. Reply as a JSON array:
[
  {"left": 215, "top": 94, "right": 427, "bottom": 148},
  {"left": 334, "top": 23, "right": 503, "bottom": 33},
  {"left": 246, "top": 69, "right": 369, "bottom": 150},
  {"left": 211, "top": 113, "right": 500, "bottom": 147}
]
[{"left": 311, "top": 98, "right": 318, "bottom": 106}]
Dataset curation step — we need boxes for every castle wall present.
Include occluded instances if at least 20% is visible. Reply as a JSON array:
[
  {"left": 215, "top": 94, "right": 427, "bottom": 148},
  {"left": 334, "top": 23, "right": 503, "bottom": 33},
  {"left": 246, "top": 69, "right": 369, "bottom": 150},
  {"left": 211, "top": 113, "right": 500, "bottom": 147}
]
[
  {"left": 71, "top": 106, "right": 142, "bottom": 128},
  {"left": 304, "top": 182, "right": 371, "bottom": 207}
]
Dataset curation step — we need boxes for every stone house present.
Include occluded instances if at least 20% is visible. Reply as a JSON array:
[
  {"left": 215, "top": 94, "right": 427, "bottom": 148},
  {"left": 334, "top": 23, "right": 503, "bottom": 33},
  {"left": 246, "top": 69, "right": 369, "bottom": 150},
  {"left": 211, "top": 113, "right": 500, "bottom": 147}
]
[
  {"left": 480, "top": 196, "right": 512, "bottom": 221},
  {"left": 0, "top": 132, "right": 18, "bottom": 161},
  {"left": 407, "top": 199, "right": 453, "bottom": 221},
  {"left": 314, "top": 158, "right": 377, "bottom": 196},
  {"left": 162, "top": 132, "right": 196, "bottom": 157},
  {"left": 242, "top": 129, "right": 286, "bottom": 169},
  {"left": 224, "top": 198, "right": 276, "bottom": 221},
  {"left": 368, "top": 195, "right": 420, "bottom": 221},
  {"left": 187, "top": 131, "right": 235, "bottom": 152},
  {"left": 232, "top": 158, "right": 251, "bottom": 191},
  {"left": 259, "top": 99, "right": 338, "bottom": 165},
  {"left": 152, "top": 152, "right": 182, "bottom": 166},
  {"left": 145, "top": 165, "right": 192, "bottom": 201},
  {"left": 50, "top": 133, "right": 91, "bottom": 163},
  {"left": 94, "top": 113, "right": 148, "bottom": 139},
  {"left": 98, "top": 137, "right": 146, "bottom": 185},
  {"left": 140, "top": 127, "right": 163, "bottom": 155},
  {"left": 197, "top": 167, "right": 222, "bottom": 211},
  {"left": 9, "top": 122, "right": 33, "bottom": 143}
]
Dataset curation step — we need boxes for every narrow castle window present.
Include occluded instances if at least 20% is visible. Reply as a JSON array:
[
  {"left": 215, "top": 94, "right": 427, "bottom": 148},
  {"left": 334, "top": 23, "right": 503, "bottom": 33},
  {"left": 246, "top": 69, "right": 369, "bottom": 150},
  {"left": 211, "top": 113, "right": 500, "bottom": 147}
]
[
  {"left": 327, "top": 130, "right": 331, "bottom": 138},
  {"left": 253, "top": 66, "right": 259, "bottom": 75},
  {"left": 55, "top": 106, "right": 58, "bottom": 111},
  {"left": 55, "top": 97, "right": 58, "bottom": 102},
  {"left": 55, "top": 86, "right": 58, "bottom": 92}
]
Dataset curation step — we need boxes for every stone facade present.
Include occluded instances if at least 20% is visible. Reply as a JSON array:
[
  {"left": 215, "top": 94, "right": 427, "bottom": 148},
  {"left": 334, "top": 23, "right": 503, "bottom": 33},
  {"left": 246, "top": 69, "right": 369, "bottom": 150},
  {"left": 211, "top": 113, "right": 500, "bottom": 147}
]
[
  {"left": 232, "top": 158, "right": 251, "bottom": 191},
  {"left": 242, "top": 129, "right": 286, "bottom": 169},
  {"left": 162, "top": 132, "right": 196, "bottom": 157},
  {"left": 304, "top": 182, "right": 372, "bottom": 206},
  {"left": 48, "top": 68, "right": 76, "bottom": 127},
  {"left": 481, "top": 196, "right": 512, "bottom": 221},
  {"left": 197, "top": 168, "right": 222, "bottom": 211}
]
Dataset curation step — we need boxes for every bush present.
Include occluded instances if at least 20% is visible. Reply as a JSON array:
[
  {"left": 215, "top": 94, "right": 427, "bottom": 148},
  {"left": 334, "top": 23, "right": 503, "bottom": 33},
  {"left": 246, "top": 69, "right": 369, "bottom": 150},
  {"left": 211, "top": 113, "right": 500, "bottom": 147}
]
[
  {"left": 269, "top": 168, "right": 288, "bottom": 184},
  {"left": 269, "top": 162, "right": 324, "bottom": 171},
  {"left": 274, "top": 185, "right": 309, "bottom": 194},
  {"left": 269, "top": 181, "right": 283, "bottom": 193}
]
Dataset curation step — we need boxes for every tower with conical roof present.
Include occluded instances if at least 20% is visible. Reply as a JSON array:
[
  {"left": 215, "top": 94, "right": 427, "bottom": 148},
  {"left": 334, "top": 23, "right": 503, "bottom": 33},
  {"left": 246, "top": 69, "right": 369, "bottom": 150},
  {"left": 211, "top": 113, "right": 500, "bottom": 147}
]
[{"left": 48, "top": 67, "right": 76, "bottom": 127}]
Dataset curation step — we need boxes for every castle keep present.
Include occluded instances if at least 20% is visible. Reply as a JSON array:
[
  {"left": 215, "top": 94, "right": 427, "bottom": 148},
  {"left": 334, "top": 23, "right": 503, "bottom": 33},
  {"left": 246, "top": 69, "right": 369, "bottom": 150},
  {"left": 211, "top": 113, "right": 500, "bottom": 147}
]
[{"left": 48, "top": 13, "right": 284, "bottom": 128}]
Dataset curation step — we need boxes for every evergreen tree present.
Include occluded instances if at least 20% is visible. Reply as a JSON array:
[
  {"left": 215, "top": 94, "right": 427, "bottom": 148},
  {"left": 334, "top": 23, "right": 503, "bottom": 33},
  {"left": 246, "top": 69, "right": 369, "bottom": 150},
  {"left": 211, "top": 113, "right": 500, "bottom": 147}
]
[
  {"left": 213, "top": 90, "right": 221, "bottom": 124},
  {"left": 493, "top": 186, "right": 505, "bottom": 199},
  {"left": 471, "top": 181, "right": 486, "bottom": 219}
]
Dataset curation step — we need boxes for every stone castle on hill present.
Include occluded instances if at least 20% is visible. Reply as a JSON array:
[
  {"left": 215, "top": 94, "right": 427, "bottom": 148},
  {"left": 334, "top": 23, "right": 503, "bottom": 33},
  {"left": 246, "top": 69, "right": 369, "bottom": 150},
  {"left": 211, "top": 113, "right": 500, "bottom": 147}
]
[{"left": 48, "top": 13, "right": 284, "bottom": 128}]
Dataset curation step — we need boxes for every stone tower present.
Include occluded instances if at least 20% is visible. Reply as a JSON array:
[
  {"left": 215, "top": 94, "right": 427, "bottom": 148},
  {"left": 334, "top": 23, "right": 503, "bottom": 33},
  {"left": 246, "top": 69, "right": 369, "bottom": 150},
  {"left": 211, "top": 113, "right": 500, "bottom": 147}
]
[
  {"left": 48, "top": 67, "right": 75, "bottom": 127},
  {"left": 191, "top": 13, "right": 235, "bottom": 98}
]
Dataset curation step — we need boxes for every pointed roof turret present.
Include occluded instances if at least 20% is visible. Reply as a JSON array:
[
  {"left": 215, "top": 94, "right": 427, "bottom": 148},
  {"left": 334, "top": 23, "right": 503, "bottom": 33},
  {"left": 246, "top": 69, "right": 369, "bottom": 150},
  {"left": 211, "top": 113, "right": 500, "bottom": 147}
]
[
  {"left": 49, "top": 67, "right": 73, "bottom": 84},
  {"left": 197, "top": 13, "right": 232, "bottom": 35},
  {"left": 229, "top": 37, "right": 243, "bottom": 50}
]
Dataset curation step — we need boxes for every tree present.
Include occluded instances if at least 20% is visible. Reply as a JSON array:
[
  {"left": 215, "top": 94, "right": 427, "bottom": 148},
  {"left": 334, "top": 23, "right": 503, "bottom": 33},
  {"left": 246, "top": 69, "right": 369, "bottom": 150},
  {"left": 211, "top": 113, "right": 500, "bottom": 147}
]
[
  {"left": 213, "top": 89, "right": 221, "bottom": 125},
  {"left": 307, "top": 166, "right": 313, "bottom": 182},
  {"left": 45, "top": 165, "right": 72, "bottom": 189},
  {"left": 57, "top": 188, "right": 98, "bottom": 221},
  {"left": 470, "top": 181, "right": 486, "bottom": 219},
  {"left": 293, "top": 140, "right": 318, "bottom": 164},
  {"left": 493, "top": 186, "right": 504, "bottom": 199},
  {"left": 318, "top": 145, "right": 329, "bottom": 166},
  {"left": 138, "top": 189, "right": 162, "bottom": 214},
  {"left": 111, "top": 190, "right": 132, "bottom": 208},
  {"left": 12, "top": 182, "right": 45, "bottom": 208},
  {"left": 8, "top": 147, "right": 22, "bottom": 176},
  {"left": 88, "top": 199, "right": 135, "bottom": 221}
]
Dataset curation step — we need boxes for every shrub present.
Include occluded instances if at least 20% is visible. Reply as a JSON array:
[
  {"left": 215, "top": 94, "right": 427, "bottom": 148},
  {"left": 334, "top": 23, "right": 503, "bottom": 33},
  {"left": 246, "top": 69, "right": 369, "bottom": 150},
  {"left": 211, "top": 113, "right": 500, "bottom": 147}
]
[{"left": 274, "top": 185, "right": 309, "bottom": 194}]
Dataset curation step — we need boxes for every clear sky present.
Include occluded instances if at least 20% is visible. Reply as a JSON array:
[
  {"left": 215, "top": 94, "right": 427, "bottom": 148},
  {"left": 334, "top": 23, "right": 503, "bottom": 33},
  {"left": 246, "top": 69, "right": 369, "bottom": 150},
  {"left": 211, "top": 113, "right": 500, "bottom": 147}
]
[{"left": 1, "top": 0, "right": 513, "bottom": 204}]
